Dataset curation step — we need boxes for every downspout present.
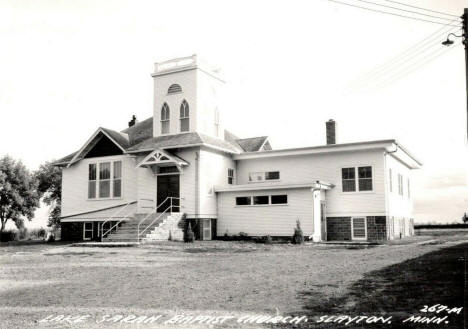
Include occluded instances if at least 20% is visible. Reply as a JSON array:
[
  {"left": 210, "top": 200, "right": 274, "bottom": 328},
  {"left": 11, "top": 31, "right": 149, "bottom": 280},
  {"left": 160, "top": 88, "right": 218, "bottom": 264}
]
[
  {"left": 311, "top": 181, "right": 322, "bottom": 242},
  {"left": 195, "top": 150, "right": 200, "bottom": 218}
]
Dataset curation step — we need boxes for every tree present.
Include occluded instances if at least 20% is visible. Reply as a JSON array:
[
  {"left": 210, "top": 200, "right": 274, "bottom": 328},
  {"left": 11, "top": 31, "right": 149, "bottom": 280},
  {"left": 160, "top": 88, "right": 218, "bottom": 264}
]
[
  {"left": 0, "top": 155, "right": 40, "bottom": 232},
  {"left": 463, "top": 212, "right": 468, "bottom": 224},
  {"left": 35, "top": 161, "right": 62, "bottom": 228}
]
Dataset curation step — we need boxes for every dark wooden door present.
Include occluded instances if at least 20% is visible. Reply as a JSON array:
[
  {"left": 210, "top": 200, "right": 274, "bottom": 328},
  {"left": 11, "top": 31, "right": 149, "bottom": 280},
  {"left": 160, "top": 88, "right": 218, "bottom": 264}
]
[{"left": 157, "top": 175, "right": 180, "bottom": 212}]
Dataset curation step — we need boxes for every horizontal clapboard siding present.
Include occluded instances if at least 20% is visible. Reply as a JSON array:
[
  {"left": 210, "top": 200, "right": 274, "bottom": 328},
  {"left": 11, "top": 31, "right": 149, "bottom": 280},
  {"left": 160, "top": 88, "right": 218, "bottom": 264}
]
[
  {"left": 217, "top": 188, "right": 313, "bottom": 237},
  {"left": 236, "top": 149, "right": 386, "bottom": 216},
  {"left": 61, "top": 155, "right": 138, "bottom": 218}
]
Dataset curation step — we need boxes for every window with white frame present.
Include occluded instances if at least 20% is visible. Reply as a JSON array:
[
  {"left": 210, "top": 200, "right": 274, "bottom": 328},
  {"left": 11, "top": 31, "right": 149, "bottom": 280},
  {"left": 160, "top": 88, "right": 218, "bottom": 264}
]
[
  {"left": 83, "top": 222, "right": 93, "bottom": 240},
  {"left": 341, "top": 168, "right": 356, "bottom": 192},
  {"left": 113, "top": 161, "right": 122, "bottom": 198},
  {"left": 351, "top": 217, "right": 367, "bottom": 240},
  {"left": 99, "top": 162, "right": 111, "bottom": 198},
  {"left": 341, "top": 166, "right": 373, "bottom": 192},
  {"left": 398, "top": 174, "right": 403, "bottom": 196},
  {"left": 235, "top": 194, "right": 288, "bottom": 206},
  {"left": 161, "top": 103, "right": 170, "bottom": 134},
  {"left": 228, "top": 168, "right": 234, "bottom": 184},
  {"left": 389, "top": 168, "right": 393, "bottom": 193},
  {"left": 407, "top": 178, "right": 410, "bottom": 199},
  {"left": 88, "top": 164, "right": 97, "bottom": 199},
  {"left": 358, "top": 166, "right": 373, "bottom": 191},
  {"left": 248, "top": 171, "right": 280, "bottom": 182},
  {"left": 88, "top": 161, "right": 122, "bottom": 199},
  {"left": 180, "top": 100, "right": 189, "bottom": 132}
]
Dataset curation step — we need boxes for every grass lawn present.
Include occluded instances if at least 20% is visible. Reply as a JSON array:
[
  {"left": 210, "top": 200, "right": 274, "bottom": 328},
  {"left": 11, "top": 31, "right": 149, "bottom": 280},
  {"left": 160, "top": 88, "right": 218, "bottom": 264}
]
[{"left": 1, "top": 233, "right": 467, "bottom": 329}]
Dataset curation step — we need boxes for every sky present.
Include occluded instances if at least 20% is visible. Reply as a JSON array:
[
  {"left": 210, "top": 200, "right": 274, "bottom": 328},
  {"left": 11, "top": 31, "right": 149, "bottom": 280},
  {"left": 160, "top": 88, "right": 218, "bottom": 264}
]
[{"left": 0, "top": 0, "right": 467, "bottom": 228}]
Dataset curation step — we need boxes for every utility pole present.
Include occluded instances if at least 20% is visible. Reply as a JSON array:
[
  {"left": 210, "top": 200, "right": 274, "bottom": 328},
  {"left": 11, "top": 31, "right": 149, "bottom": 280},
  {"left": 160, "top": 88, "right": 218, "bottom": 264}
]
[{"left": 463, "top": 8, "right": 467, "bottom": 141}]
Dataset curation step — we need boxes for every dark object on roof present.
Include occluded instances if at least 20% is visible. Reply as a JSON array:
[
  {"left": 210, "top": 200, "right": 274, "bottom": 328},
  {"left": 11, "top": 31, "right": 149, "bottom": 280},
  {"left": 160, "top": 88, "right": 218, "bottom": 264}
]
[{"left": 128, "top": 115, "right": 137, "bottom": 127}]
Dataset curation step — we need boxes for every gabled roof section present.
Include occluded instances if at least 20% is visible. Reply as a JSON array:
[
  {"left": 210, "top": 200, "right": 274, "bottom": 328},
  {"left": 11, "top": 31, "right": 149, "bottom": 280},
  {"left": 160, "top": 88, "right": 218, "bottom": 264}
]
[
  {"left": 121, "top": 117, "right": 153, "bottom": 146},
  {"left": 126, "top": 132, "right": 241, "bottom": 154},
  {"left": 135, "top": 149, "right": 188, "bottom": 170},
  {"left": 236, "top": 136, "right": 269, "bottom": 152},
  {"left": 65, "top": 128, "right": 129, "bottom": 167}
]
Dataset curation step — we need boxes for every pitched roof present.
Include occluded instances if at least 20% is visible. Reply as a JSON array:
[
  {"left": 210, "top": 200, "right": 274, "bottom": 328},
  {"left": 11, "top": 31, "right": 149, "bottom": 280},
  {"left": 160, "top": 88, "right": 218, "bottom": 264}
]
[
  {"left": 53, "top": 118, "right": 269, "bottom": 166},
  {"left": 236, "top": 136, "right": 269, "bottom": 152},
  {"left": 126, "top": 132, "right": 241, "bottom": 154},
  {"left": 121, "top": 117, "right": 153, "bottom": 146}
]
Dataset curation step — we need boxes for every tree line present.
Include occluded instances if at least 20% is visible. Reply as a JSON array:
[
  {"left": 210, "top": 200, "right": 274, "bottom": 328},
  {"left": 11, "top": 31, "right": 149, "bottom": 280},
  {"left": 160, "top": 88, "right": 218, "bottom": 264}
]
[{"left": 0, "top": 155, "right": 61, "bottom": 232}]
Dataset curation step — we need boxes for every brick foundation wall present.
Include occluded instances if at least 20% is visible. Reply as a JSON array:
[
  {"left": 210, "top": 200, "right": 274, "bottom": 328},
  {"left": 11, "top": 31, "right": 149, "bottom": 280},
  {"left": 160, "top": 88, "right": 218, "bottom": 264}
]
[
  {"left": 326, "top": 217, "right": 352, "bottom": 241},
  {"left": 366, "top": 216, "right": 387, "bottom": 241}
]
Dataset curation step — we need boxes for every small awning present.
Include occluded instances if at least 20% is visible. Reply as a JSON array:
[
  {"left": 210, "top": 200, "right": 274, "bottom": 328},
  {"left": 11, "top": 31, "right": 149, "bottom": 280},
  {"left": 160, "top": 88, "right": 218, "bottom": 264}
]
[
  {"left": 135, "top": 149, "right": 188, "bottom": 171},
  {"left": 214, "top": 181, "right": 334, "bottom": 193}
]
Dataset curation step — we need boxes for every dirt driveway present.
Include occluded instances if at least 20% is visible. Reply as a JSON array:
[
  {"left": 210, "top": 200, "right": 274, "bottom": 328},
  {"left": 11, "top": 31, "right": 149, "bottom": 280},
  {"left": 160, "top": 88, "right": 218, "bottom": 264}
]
[{"left": 0, "top": 235, "right": 466, "bottom": 329}]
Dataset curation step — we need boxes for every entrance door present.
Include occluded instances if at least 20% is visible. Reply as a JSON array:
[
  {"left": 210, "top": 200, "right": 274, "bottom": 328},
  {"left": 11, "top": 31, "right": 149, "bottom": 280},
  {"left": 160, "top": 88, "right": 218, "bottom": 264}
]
[
  {"left": 157, "top": 174, "right": 180, "bottom": 212},
  {"left": 320, "top": 202, "right": 327, "bottom": 241}
]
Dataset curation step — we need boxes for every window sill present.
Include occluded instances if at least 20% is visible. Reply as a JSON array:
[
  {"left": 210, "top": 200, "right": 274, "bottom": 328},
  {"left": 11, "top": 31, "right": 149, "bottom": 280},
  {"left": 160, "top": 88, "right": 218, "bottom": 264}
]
[
  {"left": 247, "top": 179, "right": 281, "bottom": 184},
  {"left": 87, "top": 197, "right": 124, "bottom": 201}
]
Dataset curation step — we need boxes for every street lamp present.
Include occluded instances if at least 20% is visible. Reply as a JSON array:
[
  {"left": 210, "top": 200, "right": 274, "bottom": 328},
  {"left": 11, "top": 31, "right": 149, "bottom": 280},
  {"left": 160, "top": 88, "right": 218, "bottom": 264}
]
[{"left": 441, "top": 33, "right": 463, "bottom": 46}]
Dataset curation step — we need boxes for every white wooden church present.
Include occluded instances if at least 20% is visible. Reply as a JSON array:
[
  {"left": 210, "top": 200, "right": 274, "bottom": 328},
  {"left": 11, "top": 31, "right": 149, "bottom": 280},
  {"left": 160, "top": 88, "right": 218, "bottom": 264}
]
[{"left": 54, "top": 55, "right": 421, "bottom": 243}]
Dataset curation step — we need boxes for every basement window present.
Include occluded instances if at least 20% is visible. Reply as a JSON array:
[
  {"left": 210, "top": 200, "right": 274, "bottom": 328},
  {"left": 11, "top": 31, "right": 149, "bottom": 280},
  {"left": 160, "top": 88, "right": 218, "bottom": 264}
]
[
  {"left": 235, "top": 194, "right": 288, "bottom": 206},
  {"left": 83, "top": 222, "right": 93, "bottom": 240},
  {"left": 236, "top": 197, "right": 251, "bottom": 206},
  {"left": 253, "top": 196, "right": 269, "bottom": 205}
]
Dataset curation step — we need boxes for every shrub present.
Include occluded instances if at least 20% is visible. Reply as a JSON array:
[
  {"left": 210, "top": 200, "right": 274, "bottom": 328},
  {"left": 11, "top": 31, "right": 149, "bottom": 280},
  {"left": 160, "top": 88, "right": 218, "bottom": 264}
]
[
  {"left": 264, "top": 235, "right": 273, "bottom": 244},
  {"left": 0, "top": 230, "right": 17, "bottom": 242},
  {"left": 17, "top": 227, "right": 29, "bottom": 240},
  {"left": 292, "top": 219, "right": 304, "bottom": 244},
  {"left": 45, "top": 231, "right": 55, "bottom": 243},
  {"left": 184, "top": 222, "right": 194, "bottom": 243}
]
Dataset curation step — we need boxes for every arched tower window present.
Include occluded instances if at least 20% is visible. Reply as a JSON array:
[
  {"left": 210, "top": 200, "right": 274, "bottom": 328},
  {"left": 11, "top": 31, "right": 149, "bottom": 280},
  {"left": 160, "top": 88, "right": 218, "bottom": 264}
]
[
  {"left": 161, "top": 103, "right": 170, "bottom": 134},
  {"left": 168, "top": 84, "right": 182, "bottom": 94},
  {"left": 180, "top": 100, "right": 189, "bottom": 132}
]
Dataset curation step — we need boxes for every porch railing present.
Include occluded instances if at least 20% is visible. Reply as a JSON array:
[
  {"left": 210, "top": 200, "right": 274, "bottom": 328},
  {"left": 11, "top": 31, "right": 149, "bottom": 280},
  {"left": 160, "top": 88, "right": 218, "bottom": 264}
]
[
  {"left": 100, "top": 201, "right": 137, "bottom": 239},
  {"left": 137, "top": 197, "right": 182, "bottom": 243}
]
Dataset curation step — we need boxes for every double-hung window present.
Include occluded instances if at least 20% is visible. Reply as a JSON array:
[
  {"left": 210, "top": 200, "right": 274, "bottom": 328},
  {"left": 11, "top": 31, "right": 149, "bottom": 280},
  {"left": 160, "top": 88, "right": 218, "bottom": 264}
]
[
  {"left": 342, "top": 166, "right": 373, "bottom": 192},
  {"left": 389, "top": 169, "right": 393, "bottom": 193},
  {"left": 88, "top": 160, "right": 122, "bottom": 199},
  {"left": 398, "top": 174, "right": 403, "bottom": 196},
  {"left": 113, "top": 161, "right": 122, "bottom": 198},
  {"left": 83, "top": 222, "right": 93, "bottom": 240},
  {"left": 99, "top": 162, "right": 111, "bottom": 198},
  {"left": 228, "top": 168, "right": 234, "bottom": 185},
  {"left": 88, "top": 164, "right": 97, "bottom": 199}
]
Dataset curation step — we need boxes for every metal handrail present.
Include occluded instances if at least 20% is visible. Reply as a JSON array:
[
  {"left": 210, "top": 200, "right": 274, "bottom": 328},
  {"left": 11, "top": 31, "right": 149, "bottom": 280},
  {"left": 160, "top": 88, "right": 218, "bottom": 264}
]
[
  {"left": 101, "top": 201, "right": 137, "bottom": 239},
  {"left": 137, "top": 197, "right": 182, "bottom": 242}
]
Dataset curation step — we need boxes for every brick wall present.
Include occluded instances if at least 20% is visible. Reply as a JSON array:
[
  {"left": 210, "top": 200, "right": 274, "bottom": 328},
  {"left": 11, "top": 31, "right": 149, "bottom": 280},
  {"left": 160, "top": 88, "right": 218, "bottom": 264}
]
[
  {"left": 366, "top": 216, "right": 387, "bottom": 241},
  {"left": 327, "top": 217, "right": 352, "bottom": 241}
]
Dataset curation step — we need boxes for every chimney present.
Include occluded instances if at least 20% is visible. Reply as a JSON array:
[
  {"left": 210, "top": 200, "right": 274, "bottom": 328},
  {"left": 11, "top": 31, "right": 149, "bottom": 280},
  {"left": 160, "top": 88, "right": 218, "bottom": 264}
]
[
  {"left": 326, "top": 119, "right": 336, "bottom": 145},
  {"left": 128, "top": 115, "right": 138, "bottom": 127}
]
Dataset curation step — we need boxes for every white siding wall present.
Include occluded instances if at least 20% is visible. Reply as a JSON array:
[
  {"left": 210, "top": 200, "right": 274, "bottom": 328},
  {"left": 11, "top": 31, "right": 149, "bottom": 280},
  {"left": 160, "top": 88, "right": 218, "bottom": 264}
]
[
  {"left": 61, "top": 155, "right": 137, "bottom": 217},
  {"left": 385, "top": 154, "right": 413, "bottom": 219},
  {"left": 175, "top": 148, "right": 198, "bottom": 216},
  {"left": 236, "top": 150, "right": 386, "bottom": 216},
  {"left": 135, "top": 159, "right": 156, "bottom": 213},
  {"left": 196, "top": 69, "right": 225, "bottom": 138},
  {"left": 198, "top": 147, "right": 236, "bottom": 217},
  {"left": 217, "top": 188, "right": 314, "bottom": 236},
  {"left": 153, "top": 69, "right": 198, "bottom": 137}
]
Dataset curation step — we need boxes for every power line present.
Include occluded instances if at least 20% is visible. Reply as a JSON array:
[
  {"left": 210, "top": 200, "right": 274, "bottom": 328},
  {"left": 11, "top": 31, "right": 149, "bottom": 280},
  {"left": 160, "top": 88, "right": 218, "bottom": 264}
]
[
  {"left": 326, "top": 0, "right": 461, "bottom": 27},
  {"left": 381, "top": 0, "right": 459, "bottom": 18},
  {"left": 354, "top": 0, "right": 457, "bottom": 22},
  {"left": 349, "top": 25, "right": 462, "bottom": 89},
  {"left": 374, "top": 43, "right": 461, "bottom": 89}
]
